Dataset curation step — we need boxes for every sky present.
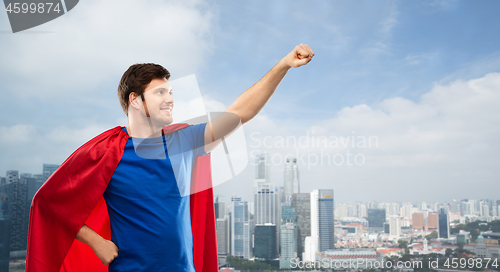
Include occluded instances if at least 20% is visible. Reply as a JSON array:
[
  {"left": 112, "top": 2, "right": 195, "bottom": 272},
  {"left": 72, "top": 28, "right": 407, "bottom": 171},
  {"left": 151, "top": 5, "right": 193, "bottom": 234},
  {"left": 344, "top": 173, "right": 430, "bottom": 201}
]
[{"left": 1, "top": 0, "right": 499, "bottom": 205}]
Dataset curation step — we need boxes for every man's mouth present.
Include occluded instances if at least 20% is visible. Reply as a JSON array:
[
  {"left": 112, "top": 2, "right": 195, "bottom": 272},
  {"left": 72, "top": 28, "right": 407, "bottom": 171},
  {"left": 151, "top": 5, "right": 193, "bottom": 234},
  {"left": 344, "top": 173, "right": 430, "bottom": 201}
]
[{"left": 161, "top": 107, "right": 172, "bottom": 114}]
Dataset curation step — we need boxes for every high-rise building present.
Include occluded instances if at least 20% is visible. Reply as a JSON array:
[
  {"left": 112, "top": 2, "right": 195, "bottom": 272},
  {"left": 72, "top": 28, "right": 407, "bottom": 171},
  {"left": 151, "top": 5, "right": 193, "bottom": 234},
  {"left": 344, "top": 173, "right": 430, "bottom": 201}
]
[
  {"left": 367, "top": 208, "right": 386, "bottom": 232},
  {"left": 438, "top": 209, "right": 450, "bottom": 238},
  {"left": 412, "top": 213, "right": 424, "bottom": 230},
  {"left": 231, "top": 197, "right": 252, "bottom": 259},
  {"left": 282, "top": 202, "right": 296, "bottom": 223},
  {"left": 26, "top": 176, "right": 43, "bottom": 208},
  {"left": 0, "top": 177, "right": 12, "bottom": 272},
  {"left": 255, "top": 153, "right": 270, "bottom": 183},
  {"left": 401, "top": 203, "right": 413, "bottom": 219},
  {"left": 283, "top": 158, "right": 299, "bottom": 202},
  {"left": 367, "top": 201, "right": 377, "bottom": 209},
  {"left": 215, "top": 197, "right": 227, "bottom": 219},
  {"left": 279, "top": 223, "right": 298, "bottom": 269},
  {"left": 42, "top": 164, "right": 59, "bottom": 181},
  {"left": 254, "top": 224, "right": 277, "bottom": 259},
  {"left": 389, "top": 216, "right": 401, "bottom": 239},
  {"left": 5, "top": 170, "right": 30, "bottom": 251},
  {"left": 0, "top": 216, "right": 11, "bottom": 272},
  {"left": 310, "top": 189, "right": 334, "bottom": 252},
  {"left": 379, "top": 202, "right": 400, "bottom": 217},
  {"left": 292, "top": 193, "right": 310, "bottom": 258},
  {"left": 254, "top": 153, "right": 280, "bottom": 253},
  {"left": 428, "top": 213, "right": 438, "bottom": 230},
  {"left": 216, "top": 215, "right": 230, "bottom": 255}
]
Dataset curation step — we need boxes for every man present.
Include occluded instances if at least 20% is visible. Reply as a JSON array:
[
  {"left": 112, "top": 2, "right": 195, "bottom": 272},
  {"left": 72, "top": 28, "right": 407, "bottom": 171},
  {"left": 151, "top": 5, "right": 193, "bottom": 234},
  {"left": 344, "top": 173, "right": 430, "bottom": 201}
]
[{"left": 26, "top": 43, "right": 314, "bottom": 272}]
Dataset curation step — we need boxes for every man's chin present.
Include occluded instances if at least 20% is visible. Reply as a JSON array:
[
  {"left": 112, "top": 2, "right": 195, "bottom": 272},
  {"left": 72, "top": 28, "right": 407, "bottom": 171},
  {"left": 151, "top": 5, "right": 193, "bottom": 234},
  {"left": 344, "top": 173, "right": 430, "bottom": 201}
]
[{"left": 152, "top": 118, "right": 173, "bottom": 128}]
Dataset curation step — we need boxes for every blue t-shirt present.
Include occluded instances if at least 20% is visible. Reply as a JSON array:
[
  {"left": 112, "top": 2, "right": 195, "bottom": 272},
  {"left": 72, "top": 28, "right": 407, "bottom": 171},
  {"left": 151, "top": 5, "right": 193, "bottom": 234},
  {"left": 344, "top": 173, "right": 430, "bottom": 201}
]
[{"left": 103, "top": 123, "right": 207, "bottom": 272}]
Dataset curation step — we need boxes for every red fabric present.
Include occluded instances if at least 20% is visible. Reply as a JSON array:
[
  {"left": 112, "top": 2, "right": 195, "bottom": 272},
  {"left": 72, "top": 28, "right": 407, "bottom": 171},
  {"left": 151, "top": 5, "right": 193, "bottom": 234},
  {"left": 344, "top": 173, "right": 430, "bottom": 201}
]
[{"left": 26, "top": 125, "right": 218, "bottom": 272}]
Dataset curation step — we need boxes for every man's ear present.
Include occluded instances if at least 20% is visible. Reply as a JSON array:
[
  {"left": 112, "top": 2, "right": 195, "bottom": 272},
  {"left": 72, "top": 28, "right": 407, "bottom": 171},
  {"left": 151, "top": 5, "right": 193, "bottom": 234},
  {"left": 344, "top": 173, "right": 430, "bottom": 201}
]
[{"left": 128, "top": 92, "right": 141, "bottom": 110}]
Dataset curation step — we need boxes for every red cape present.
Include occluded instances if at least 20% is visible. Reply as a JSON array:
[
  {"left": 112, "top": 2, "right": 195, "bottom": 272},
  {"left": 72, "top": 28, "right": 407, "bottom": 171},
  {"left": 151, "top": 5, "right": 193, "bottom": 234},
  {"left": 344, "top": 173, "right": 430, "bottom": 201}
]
[{"left": 26, "top": 124, "right": 218, "bottom": 272}]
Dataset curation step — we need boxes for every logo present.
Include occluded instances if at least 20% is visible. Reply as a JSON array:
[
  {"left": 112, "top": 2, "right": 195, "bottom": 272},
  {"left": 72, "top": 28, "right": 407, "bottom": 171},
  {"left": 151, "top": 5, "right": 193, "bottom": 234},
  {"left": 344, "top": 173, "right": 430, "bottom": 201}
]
[{"left": 4, "top": 0, "right": 79, "bottom": 33}]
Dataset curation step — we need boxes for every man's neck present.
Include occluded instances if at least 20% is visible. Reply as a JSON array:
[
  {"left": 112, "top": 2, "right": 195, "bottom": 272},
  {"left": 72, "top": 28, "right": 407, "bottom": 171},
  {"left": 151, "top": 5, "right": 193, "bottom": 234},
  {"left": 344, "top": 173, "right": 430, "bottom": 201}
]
[{"left": 126, "top": 123, "right": 164, "bottom": 138}]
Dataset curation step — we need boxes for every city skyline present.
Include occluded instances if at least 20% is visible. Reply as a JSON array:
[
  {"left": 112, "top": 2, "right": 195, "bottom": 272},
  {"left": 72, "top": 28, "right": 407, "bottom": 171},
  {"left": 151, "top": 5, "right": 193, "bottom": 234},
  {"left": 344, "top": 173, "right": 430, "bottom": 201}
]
[
  {"left": 3, "top": 161, "right": 500, "bottom": 271},
  {"left": 1, "top": 164, "right": 498, "bottom": 206}
]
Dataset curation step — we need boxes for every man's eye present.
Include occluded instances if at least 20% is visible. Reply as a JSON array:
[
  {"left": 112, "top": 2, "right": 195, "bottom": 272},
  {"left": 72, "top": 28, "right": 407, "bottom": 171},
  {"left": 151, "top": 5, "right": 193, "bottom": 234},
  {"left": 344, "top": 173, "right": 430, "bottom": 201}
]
[{"left": 169, "top": 91, "right": 173, "bottom": 96}]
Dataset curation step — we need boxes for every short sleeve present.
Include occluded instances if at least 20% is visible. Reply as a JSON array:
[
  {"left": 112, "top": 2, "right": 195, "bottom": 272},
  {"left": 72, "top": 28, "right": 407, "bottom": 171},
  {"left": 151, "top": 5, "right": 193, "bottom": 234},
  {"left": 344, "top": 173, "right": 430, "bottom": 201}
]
[{"left": 182, "top": 122, "right": 208, "bottom": 158}]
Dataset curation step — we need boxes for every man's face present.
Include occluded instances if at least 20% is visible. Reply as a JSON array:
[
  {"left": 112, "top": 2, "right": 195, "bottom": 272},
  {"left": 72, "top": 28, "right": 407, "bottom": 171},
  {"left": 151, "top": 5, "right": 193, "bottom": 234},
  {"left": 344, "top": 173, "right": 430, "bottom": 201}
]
[{"left": 141, "top": 78, "right": 174, "bottom": 127}]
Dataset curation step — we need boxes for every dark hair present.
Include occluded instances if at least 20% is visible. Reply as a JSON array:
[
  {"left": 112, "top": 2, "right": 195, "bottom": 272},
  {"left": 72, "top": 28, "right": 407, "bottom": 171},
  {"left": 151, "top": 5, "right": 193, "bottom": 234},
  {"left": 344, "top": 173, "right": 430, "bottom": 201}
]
[{"left": 118, "top": 63, "right": 171, "bottom": 116}]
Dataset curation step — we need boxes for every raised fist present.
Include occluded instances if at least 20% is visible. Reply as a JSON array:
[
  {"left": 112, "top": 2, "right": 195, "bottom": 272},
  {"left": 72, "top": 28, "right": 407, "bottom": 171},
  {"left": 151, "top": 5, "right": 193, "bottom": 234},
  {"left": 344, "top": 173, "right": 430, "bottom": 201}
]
[{"left": 284, "top": 43, "right": 315, "bottom": 68}]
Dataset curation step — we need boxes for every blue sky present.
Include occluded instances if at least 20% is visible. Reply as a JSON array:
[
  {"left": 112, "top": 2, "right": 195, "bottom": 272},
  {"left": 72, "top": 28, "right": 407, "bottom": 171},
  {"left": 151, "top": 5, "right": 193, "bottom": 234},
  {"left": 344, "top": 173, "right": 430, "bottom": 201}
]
[{"left": 1, "top": 0, "right": 500, "bottom": 203}]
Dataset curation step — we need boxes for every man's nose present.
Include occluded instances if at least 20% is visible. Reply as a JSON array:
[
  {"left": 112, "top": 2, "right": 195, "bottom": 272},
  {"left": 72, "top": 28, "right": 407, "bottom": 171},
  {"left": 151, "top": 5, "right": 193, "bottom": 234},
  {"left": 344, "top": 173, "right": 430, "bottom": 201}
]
[{"left": 163, "top": 93, "right": 174, "bottom": 104}]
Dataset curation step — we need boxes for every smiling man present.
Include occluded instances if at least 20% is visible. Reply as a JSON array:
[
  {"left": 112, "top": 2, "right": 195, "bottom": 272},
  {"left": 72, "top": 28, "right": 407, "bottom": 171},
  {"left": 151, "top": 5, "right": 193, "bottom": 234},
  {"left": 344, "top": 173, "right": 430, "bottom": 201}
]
[{"left": 26, "top": 43, "right": 314, "bottom": 272}]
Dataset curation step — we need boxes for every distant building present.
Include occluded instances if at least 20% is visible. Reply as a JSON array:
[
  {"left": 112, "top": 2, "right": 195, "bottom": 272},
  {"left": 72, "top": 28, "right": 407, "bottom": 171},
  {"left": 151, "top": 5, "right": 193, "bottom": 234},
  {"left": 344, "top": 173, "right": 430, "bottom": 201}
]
[
  {"left": 412, "top": 213, "right": 424, "bottom": 230},
  {"left": 0, "top": 176, "right": 12, "bottom": 272},
  {"left": 427, "top": 213, "right": 438, "bottom": 230},
  {"left": 6, "top": 170, "right": 30, "bottom": 251},
  {"left": 216, "top": 216, "right": 230, "bottom": 255},
  {"left": 367, "top": 208, "right": 385, "bottom": 232},
  {"left": 254, "top": 224, "right": 277, "bottom": 259},
  {"left": 438, "top": 210, "right": 450, "bottom": 238},
  {"left": 456, "top": 230, "right": 471, "bottom": 245},
  {"left": 282, "top": 202, "right": 296, "bottom": 223},
  {"left": 42, "top": 164, "right": 59, "bottom": 181},
  {"left": 481, "top": 232, "right": 500, "bottom": 244},
  {"left": 310, "top": 190, "right": 334, "bottom": 253},
  {"left": 231, "top": 198, "right": 252, "bottom": 259},
  {"left": 315, "top": 249, "right": 383, "bottom": 269},
  {"left": 254, "top": 153, "right": 280, "bottom": 252},
  {"left": 389, "top": 216, "right": 401, "bottom": 239},
  {"left": 463, "top": 235, "right": 500, "bottom": 258},
  {"left": 409, "top": 238, "right": 456, "bottom": 255},
  {"left": 214, "top": 197, "right": 227, "bottom": 219},
  {"left": 292, "top": 193, "right": 310, "bottom": 258},
  {"left": 283, "top": 158, "right": 299, "bottom": 202},
  {"left": 280, "top": 223, "right": 298, "bottom": 269}
]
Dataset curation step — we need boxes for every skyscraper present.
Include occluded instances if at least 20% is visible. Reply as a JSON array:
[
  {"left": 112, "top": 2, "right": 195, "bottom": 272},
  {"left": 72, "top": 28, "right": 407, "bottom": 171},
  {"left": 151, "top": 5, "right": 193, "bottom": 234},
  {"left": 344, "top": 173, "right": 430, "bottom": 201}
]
[
  {"left": 254, "top": 153, "right": 280, "bottom": 253},
  {"left": 389, "top": 216, "right": 401, "bottom": 239},
  {"left": 428, "top": 213, "right": 438, "bottom": 230},
  {"left": 255, "top": 153, "right": 270, "bottom": 183},
  {"left": 42, "top": 164, "right": 59, "bottom": 181},
  {"left": 367, "top": 208, "right": 386, "bottom": 232},
  {"left": 231, "top": 197, "right": 252, "bottom": 259},
  {"left": 0, "top": 177, "right": 12, "bottom": 272},
  {"left": 254, "top": 224, "right": 277, "bottom": 259},
  {"left": 292, "top": 193, "right": 310, "bottom": 258},
  {"left": 280, "top": 223, "right": 298, "bottom": 269},
  {"left": 254, "top": 183, "right": 279, "bottom": 225},
  {"left": 438, "top": 209, "right": 450, "bottom": 238},
  {"left": 310, "top": 189, "right": 334, "bottom": 252},
  {"left": 217, "top": 216, "right": 230, "bottom": 255},
  {"left": 6, "top": 170, "right": 30, "bottom": 251},
  {"left": 214, "top": 197, "right": 227, "bottom": 219},
  {"left": 283, "top": 157, "right": 299, "bottom": 202},
  {"left": 412, "top": 213, "right": 424, "bottom": 230}
]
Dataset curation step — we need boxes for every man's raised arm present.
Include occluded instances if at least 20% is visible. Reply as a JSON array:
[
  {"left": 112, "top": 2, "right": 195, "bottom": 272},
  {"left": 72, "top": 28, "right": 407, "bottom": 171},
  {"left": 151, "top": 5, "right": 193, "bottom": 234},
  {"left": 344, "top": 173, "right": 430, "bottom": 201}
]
[{"left": 204, "top": 43, "right": 314, "bottom": 153}]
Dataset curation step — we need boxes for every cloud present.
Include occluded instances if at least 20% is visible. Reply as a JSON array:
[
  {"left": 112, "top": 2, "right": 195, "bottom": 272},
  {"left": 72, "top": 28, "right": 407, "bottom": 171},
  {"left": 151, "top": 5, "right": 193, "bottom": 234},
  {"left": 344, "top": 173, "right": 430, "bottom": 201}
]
[
  {"left": 0, "top": 122, "right": 115, "bottom": 174},
  {"left": 404, "top": 53, "right": 437, "bottom": 66},
  {"left": 0, "top": 0, "right": 214, "bottom": 98},
  {"left": 243, "top": 72, "right": 500, "bottom": 202}
]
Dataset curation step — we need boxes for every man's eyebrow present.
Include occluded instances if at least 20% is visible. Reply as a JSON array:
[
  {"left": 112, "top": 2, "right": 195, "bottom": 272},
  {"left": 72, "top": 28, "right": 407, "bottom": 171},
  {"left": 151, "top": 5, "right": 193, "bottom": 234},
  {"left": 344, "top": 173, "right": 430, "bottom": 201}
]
[{"left": 154, "top": 87, "right": 173, "bottom": 92}]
